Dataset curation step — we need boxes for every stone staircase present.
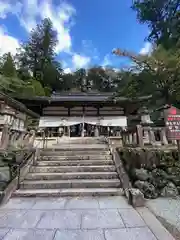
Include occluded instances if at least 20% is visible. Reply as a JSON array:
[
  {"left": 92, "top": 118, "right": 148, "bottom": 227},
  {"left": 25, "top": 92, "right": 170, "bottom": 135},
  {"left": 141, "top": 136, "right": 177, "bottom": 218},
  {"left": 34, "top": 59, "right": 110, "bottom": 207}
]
[{"left": 13, "top": 139, "right": 123, "bottom": 197}]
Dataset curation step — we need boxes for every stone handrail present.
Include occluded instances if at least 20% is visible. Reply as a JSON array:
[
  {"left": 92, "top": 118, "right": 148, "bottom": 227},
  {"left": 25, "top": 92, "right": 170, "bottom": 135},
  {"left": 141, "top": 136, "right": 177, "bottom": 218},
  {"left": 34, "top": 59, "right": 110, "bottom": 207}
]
[
  {"left": 122, "top": 125, "right": 170, "bottom": 147},
  {"left": 0, "top": 126, "right": 36, "bottom": 150},
  {"left": 0, "top": 141, "right": 41, "bottom": 205},
  {"left": 107, "top": 140, "right": 145, "bottom": 207}
]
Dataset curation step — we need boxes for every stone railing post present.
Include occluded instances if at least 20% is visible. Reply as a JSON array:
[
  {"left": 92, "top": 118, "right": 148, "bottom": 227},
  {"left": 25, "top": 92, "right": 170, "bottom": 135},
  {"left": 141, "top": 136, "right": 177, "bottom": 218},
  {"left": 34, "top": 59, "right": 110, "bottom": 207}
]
[
  {"left": 12, "top": 131, "right": 20, "bottom": 148},
  {"left": 28, "top": 130, "right": 36, "bottom": 147},
  {"left": 95, "top": 126, "right": 99, "bottom": 137},
  {"left": 136, "top": 125, "right": 144, "bottom": 147},
  {"left": 23, "top": 132, "right": 30, "bottom": 147},
  {"left": 0, "top": 125, "right": 9, "bottom": 149},
  {"left": 149, "top": 128, "right": 156, "bottom": 146},
  {"left": 133, "top": 132, "right": 137, "bottom": 145},
  {"left": 16, "top": 131, "right": 26, "bottom": 148},
  {"left": 129, "top": 133, "right": 133, "bottom": 144},
  {"left": 160, "top": 127, "right": 168, "bottom": 145}
]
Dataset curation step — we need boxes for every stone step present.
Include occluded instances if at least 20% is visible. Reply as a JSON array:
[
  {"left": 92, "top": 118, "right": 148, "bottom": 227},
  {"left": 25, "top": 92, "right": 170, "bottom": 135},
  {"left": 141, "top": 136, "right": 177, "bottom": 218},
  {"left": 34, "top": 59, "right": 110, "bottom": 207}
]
[
  {"left": 42, "top": 146, "right": 108, "bottom": 150},
  {"left": 20, "top": 179, "right": 121, "bottom": 189},
  {"left": 12, "top": 188, "right": 124, "bottom": 197},
  {"left": 41, "top": 150, "right": 110, "bottom": 156},
  {"left": 36, "top": 159, "right": 114, "bottom": 166},
  {"left": 30, "top": 165, "right": 116, "bottom": 173},
  {"left": 40, "top": 155, "right": 113, "bottom": 161},
  {"left": 41, "top": 145, "right": 108, "bottom": 151},
  {"left": 25, "top": 172, "right": 118, "bottom": 180}
]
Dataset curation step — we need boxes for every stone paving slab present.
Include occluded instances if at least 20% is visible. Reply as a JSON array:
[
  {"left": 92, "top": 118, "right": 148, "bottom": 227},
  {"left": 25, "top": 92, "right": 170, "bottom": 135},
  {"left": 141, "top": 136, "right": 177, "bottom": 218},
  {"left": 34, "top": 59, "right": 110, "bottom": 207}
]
[
  {"left": 0, "top": 229, "right": 9, "bottom": 240},
  {"left": 137, "top": 207, "right": 175, "bottom": 240},
  {"left": 65, "top": 197, "right": 99, "bottom": 209},
  {"left": 104, "top": 228, "right": 157, "bottom": 240},
  {"left": 3, "top": 229, "right": 55, "bottom": 240},
  {"left": 54, "top": 229, "right": 105, "bottom": 240},
  {"left": 36, "top": 210, "right": 82, "bottom": 229},
  {"left": 98, "top": 196, "right": 132, "bottom": 209},
  {"left": 147, "top": 198, "right": 180, "bottom": 232},
  {"left": 81, "top": 209, "right": 125, "bottom": 229},
  {"left": 118, "top": 208, "right": 146, "bottom": 228},
  {"left": 0, "top": 196, "right": 175, "bottom": 240},
  {"left": 32, "top": 197, "right": 66, "bottom": 210},
  {"left": 0, "top": 198, "right": 35, "bottom": 210}
]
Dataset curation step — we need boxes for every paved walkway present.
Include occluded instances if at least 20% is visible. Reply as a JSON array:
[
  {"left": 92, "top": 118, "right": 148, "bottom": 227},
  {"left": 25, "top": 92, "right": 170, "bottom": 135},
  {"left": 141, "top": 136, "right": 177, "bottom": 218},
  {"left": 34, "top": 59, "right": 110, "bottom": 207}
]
[
  {"left": 147, "top": 198, "right": 180, "bottom": 239},
  {"left": 0, "top": 196, "right": 175, "bottom": 240}
]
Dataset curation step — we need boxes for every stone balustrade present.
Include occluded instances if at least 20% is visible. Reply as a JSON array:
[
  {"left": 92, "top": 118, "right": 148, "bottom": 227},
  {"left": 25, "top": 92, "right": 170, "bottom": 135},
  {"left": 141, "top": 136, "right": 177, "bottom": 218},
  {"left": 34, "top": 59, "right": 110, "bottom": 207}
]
[
  {"left": 121, "top": 125, "right": 175, "bottom": 148},
  {"left": 0, "top": 93, "right": 39, "bottom": 151}
]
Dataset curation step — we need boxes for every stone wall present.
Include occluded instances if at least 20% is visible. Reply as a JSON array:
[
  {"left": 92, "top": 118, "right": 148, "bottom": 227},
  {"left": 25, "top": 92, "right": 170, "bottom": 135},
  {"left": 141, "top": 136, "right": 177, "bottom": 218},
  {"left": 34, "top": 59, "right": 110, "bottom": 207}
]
[{"left": 118, "top": 148, "right": 180, "bottom": 199}]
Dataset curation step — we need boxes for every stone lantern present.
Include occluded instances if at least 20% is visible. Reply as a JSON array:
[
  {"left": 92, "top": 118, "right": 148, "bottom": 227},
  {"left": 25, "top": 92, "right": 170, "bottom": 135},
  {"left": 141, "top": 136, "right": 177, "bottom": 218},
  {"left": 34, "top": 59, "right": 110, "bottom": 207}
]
[
  {"left": 140, "top": 106, "right": 153, "bottom": 126},
  {"left": 139, "top": 106, "right": 155, "bottom": 145}
]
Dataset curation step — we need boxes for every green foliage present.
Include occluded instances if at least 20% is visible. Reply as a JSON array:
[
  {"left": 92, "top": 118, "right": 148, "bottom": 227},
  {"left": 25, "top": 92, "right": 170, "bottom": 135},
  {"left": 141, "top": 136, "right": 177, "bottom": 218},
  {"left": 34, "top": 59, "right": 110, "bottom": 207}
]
[
  {"left": 17, "top": 18, "right": 61, "bottom": 89},
  {"left": 20, "top": 79, "right": 45, "bottom": 97},
  {"left": 1, "top": 53, "right": 17, "bottom": 77},
  {"left": 0, "top": 75, "right": 25, "bottom": 95},
  {"left": 16, "top": 68, "right": 31, "bottom": 81},
  {"left": 132, "top": 0, "right": 180, "bottom": 49},
  {"left": 87, "top": 66, "right": 117, "bottom": 92},
  {"left": 113, "top": 46, "right": 180, "bottom": 107},
  {"left": 119, "top": 148, "right": 180, "bottom": 198},
  {"left": 60, "top": 73, "right": 74, "bottom": 91},
  {"left": 73, "top": 68, "right": 87, "bottom": 91}
]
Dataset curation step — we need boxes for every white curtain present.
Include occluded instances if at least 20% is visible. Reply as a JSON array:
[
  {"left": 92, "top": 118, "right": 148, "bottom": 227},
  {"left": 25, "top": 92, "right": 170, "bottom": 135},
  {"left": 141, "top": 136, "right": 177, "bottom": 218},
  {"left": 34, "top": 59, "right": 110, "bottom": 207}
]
[
  {"left": 39, "top": 116, "right": 127, "bottom": 127},
  {"left": 100, "top": 116, "right": 127, "bottom": 127},
  {"left": 84, "top": 117, "right": 99, "bottom": 125},
  {"left": 39, "top": 117, "right": 64, "bottom": 127},
  {"left": 39, "top": 117, "right": 82, "bottom": 127},
  {"left": 65, "top": 117, "right": 82, "bottom": 126}
]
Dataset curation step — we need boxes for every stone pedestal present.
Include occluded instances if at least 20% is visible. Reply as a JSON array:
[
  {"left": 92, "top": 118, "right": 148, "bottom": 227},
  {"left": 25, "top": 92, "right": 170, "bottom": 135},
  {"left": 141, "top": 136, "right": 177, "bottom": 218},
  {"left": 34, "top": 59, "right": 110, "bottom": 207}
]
[{"left": 160, "top": 128, "right": 168, "bottom": 145}]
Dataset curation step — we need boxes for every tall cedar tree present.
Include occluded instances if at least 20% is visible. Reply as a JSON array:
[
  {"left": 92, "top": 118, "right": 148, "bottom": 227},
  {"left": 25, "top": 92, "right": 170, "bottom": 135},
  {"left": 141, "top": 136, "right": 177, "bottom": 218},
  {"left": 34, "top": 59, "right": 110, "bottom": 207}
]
[{"left": 18, "top": 18, "right": 62, "bottom": 89}]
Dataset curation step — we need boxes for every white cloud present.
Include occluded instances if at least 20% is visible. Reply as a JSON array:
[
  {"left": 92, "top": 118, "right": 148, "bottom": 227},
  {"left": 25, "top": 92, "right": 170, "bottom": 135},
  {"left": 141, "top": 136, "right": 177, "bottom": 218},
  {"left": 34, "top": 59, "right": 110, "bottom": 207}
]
[
  {"left": 0, "top": 3, "right": 11, "bottom": 19},
  {"left": 64, "top": 68, "right": 72, "bottom": 74},
  {"left": 139, "top": 42, "right": 152, "bottom": 55},
  {"left": 102, "top": 54, "right": 112, "bottom": 67},
  {"left": 0, "top": 1, "right": 22, "bottom": 19},
  {"left": 0, "top": 27, "right": 20, "bottom": 56},
  {"left": 81, "top": 40, "right": 99, "bottom": 60},
  {"left": 39, "top": 1, "right": 75, "bottom": 53},
  {"left": 72, "top": 53, "right": 91, "bottom": 69},
  {"left": 0, "top": 0, "right": 76, "bottom": 54}
]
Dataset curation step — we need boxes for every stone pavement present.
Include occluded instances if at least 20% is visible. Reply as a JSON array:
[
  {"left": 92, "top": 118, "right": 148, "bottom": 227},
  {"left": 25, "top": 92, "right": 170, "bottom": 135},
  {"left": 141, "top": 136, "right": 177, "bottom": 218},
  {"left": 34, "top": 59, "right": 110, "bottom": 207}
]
[
  {"left": 147, "top": 197, "right": 180, "bottom": 239},
  {"left": 0, "top": 196, "right": 175, "bottom": 240}
]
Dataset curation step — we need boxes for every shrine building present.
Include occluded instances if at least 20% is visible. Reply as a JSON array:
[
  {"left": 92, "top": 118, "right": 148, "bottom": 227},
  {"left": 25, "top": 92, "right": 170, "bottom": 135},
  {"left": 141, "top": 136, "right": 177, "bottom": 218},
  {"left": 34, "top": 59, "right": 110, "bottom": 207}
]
[{"left": 16, "top": 91, "right": 151, "bottom": 137}]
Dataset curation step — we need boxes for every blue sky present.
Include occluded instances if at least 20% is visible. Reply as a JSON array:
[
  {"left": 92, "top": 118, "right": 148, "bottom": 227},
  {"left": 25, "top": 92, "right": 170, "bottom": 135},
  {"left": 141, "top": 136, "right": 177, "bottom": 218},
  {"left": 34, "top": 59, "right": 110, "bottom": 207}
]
[{"left": 0, "top": 0, "right": 151, "bottom": 72}]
